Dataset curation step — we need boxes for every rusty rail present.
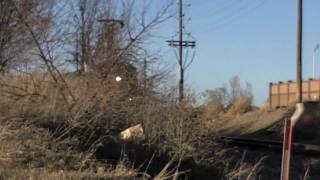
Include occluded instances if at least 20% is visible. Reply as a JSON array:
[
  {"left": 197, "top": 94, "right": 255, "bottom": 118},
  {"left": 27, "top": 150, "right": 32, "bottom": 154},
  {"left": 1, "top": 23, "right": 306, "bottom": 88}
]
[{"left": 219, "top": 136, "right": 320, "bottom": 155}]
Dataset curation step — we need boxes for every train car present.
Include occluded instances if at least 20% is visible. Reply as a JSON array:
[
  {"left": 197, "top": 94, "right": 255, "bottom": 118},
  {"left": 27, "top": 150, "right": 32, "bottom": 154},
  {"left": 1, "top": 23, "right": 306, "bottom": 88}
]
[{"left": 269, "top": 79, "right": 320, "bottom": 109}]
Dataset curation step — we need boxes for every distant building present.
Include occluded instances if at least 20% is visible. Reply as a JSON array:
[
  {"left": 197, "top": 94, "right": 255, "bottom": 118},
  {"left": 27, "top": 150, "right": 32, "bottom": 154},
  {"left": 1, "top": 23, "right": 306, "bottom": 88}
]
[{"left": 269, "top": 79, "right": 320, "bottom": 109}]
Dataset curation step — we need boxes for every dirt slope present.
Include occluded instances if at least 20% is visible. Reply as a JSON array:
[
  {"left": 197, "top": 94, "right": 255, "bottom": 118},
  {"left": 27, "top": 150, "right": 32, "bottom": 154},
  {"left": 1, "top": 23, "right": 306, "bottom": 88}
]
[
  {"left": 217, "top": 108, "right": 290, "bottom": 136},
  {"left": 218, "top": 102, "right": 320, "bottom": 145}
]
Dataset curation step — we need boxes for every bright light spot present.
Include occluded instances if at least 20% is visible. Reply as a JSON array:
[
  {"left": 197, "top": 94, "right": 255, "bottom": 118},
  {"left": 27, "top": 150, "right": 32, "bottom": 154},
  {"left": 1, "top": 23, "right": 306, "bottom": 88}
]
[
  {"left": 129, "top": 98, "right": 133, "bottom": 101},
  {"left": 115, "top": 76, "right": 122, "bottom": 82}
]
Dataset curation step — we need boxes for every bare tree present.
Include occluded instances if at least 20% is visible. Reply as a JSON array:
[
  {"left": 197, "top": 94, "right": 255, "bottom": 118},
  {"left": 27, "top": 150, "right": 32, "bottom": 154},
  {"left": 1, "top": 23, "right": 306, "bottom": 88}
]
[
  {"left": 0, "top": 0, "right": 175, "bottom": 108},
  {"left": 229, "top": 76, "right": 241, "bottom": 104},
  {"left": 229, "top": 76, "right": 253, "bottom": 106},
  {"left": 10, "top": 0, "right": 77, "bottom": 103},
  {"left": 65, "top": 0, "right": 175, "bottom": 89},
  {"left": 0, "top": 0, "right": 34, "bottom": 74},
  {"left": 204, "top": 76, "right": 253, "bottom": 112},
  {"left": 66, "top": 0, "right": 103, "bottom": 74}
]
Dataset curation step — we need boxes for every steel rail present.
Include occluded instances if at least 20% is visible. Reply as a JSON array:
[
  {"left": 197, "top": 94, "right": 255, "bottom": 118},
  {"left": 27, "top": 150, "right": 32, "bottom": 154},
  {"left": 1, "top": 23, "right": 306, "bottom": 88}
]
[{"left": 219, "top": 136, "right": 320, "bottom": 155}]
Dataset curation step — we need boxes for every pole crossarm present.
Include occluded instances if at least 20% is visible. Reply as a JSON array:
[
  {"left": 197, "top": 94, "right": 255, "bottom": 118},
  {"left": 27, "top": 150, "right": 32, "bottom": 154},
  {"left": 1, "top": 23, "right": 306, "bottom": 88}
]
[{"left": 166, "top": 40, "right": 196, "bottom": 48}]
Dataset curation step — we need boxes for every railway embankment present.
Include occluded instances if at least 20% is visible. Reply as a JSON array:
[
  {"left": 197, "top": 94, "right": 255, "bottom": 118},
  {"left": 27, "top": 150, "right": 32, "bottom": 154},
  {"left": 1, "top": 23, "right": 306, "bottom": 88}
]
[{"left": 218, "top": 102, "right": 320, "bottom": 145}]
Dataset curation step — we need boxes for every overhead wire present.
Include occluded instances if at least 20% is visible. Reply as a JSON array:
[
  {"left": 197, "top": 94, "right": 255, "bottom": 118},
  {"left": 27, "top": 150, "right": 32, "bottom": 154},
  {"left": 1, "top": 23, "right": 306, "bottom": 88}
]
[
  {"left": 182, "top": 2, "right": 196, "bottom": 70},
  {"left": 195, "top": 0, "right": 268, "bottom": 34},
  {"left": 192, "top": 0, "right": 241, "bottom": 21},
  {"left": 189, "top": 0, "right": 217, "bottom": 12},
  {"left": 168, "top": 0, "right": 197, "bottom": 69},
  {"left": 195, "top": 0, "right": 258, "bottom": 26}
]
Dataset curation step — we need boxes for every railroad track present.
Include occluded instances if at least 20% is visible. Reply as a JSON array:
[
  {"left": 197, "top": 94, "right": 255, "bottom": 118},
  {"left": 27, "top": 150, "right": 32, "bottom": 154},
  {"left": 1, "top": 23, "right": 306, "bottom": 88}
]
[{"left": 219, "top": 136, "right": 320, "bottom": 155}]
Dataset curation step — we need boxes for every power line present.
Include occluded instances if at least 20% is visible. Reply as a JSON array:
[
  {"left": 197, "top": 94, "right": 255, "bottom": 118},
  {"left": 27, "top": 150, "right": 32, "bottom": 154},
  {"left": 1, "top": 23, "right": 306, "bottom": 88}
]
[
  {"left": 189, "top": 0, "right": 217, "bottom": 11},
  {"left": 196, "top": 0, "right": 260, "bottom": 27},
  {"left": 195, "top": 0, "right": 268, "bottom": 34},
  {"left": 192, "top": 0, "right": 241, "bottom": 21}
]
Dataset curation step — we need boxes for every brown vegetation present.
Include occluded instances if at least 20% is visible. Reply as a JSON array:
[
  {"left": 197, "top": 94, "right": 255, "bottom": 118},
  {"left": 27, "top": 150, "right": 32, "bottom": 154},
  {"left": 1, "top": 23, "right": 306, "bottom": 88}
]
[
  {"left": 0, "top": 71, "right": 267, "bottom": 179},
  {"left": 0, "top": 1, "right": 272, "bottom": 179},
  {"left": 201, "top": 76, "right": 255, "bottom": 134}
]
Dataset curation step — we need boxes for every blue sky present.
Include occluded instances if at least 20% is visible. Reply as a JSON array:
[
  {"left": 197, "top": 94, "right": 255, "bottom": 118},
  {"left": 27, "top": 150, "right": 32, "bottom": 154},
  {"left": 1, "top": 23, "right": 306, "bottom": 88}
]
[{"left": 152, "top": 0, "right": 320, "bottom": 105}]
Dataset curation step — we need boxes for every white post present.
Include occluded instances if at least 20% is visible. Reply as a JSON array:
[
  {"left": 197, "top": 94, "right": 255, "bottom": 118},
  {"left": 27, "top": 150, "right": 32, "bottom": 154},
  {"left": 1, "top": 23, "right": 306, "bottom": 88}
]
[{"left": 280, "top": 103, "right": 304, "bottom": 180}]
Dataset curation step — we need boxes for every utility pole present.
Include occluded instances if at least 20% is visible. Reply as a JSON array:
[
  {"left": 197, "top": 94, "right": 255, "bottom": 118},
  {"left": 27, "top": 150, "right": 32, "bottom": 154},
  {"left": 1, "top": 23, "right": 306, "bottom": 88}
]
[
  {"left": 296, "top": 0, "right": 303, "bottom": 103},
  {"left": 179, "top": 0, "right": 184, "bottom": 102},
  {"left": 167, "top": 0, "right": 196, "bottom": 102},
  {"left": 312, "top": 44, "right": 320, "bottom": 79},
  {"left": 143, "top": 57, "right": 147, "bottom": 96}
]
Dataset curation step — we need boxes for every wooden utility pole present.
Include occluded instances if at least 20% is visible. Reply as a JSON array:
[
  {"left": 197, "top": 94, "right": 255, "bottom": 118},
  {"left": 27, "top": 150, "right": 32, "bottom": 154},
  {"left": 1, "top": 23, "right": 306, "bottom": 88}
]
[
  {"left": 296, "top": 0, "right": 303, "bottom": 103},
  {"left": 167, "top": 0, "right": 196, "bottom": 102},
  {"left": 143, "top": 57, "right": 147, "bottom": 96},
  {"left": 179, "top": 0, "right": 184, "bottom": 102}
]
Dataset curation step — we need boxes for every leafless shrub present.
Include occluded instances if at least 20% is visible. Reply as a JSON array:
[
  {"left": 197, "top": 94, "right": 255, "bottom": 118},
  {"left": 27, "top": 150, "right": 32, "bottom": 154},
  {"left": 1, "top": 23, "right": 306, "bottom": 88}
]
[
  {"left": 0, "top": 160, "right": 139, "bottom": 180},
  {"left": 226, "top": 153, "right": 266, "bottom": 180},
  {"left": 154, "top": 157, "right": 187, "bottom": 180},
  {"left": 0, "top": 0, "right": 213, "bottom": 179},
  {"left": 259, "top": 100, "right": 271, "bottom": 112},
  {"left": 200, "top": 76, "right": 254, "bottom": 134},
  {"left": 204, "top": 76, "right": 253, "bottom": 117},
  {"left": 138, "top": 92, "right": 200, "bottom": 157},
  {"left": 227, "top": 96, "right": 253, "bottom": 116},
  {"left": 302, "top": 167, "right": 310, "bottom": 180}
]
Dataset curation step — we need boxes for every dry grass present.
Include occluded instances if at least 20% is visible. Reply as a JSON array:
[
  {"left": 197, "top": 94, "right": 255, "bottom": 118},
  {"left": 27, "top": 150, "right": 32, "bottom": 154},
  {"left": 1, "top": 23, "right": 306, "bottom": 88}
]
[
  {"left": 226, "top": 154, "right": 266, "bottom": 180},
  {"left": 259, "top": 101, "right": 271, "bottom": 112},
  {"left": 0, "top": 73, "right": 272, "bottom": 179},
  {"left": 200, "top": 99, "right": 255, "bottom": 135},
  {"left": 0, "top": 167, "right": 137, "bottom": 180},
  {"left": 227, "top": 96, "right": 253, "bottom": 116},
  {"left": 0, "top": 73, "right": 195, "bottom": 179},
  {"left": 203, "top": 102, "right": 225, "bottom": 117},
  {"left": 0, "top": 117, "right": 183, "bottom": 179},
  {"left": 0, "top": 116, "right": 140, "bottom": 180},
  {"left": 201, "top": 102, "right": 224, "bottom": 135},
  {"left": 216, "top": 108, "right": 288, "bottom": 135},
  {"left": 140, "top": 99, "right": 201, "bottom": 157}
]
